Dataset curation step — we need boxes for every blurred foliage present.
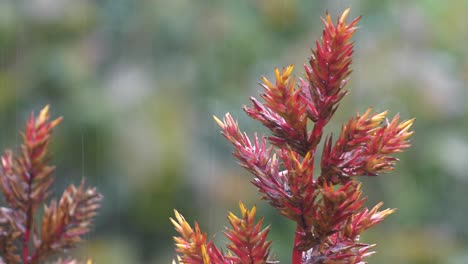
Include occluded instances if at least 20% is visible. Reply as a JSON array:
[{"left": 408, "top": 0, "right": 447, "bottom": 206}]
[{"left": 0, "top": 0, "right": 467, "bottom": 263}]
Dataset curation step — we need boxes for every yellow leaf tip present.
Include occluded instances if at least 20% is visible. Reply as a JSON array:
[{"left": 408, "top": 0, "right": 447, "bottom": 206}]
[
  {"left": 340, "top": 8, "right": 351, "bottom": 23},
  {"left": 213, "top": 115, "right": 224, "bottom": 127}
]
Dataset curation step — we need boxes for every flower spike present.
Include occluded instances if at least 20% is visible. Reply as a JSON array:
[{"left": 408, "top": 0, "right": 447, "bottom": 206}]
[
  {"left": 177, "top": 8, "right": 414, "bottom": 264},
  {"left": 0, "top": 106, "right": 101, "bottom": 264}
]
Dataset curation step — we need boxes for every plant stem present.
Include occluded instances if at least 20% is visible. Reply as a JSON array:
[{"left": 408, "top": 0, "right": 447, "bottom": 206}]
[
  {"left": 292, "top": 225, "right": 303, "bottom": 264},
  {"left": 23, "top": 228, "right": 30, "bottom": 263},
  {"left": 23, "top": 171, "right": 34, "bottom": 264}
]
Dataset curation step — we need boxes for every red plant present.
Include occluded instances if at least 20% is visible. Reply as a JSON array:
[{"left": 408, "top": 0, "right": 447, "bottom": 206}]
[
  {"left": 0, "top": 106, "right": 102, "bottom": 264},
  {"left": 172, "top": 8, "right": 414, "bottom": 264}
]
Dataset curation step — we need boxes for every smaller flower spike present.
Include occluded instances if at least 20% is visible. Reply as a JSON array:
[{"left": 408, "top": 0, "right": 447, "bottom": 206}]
[
  {"left": 303, "top": 9, "right": 361, "bottom": 151},
  {"left": 0, "top": 105, "right": 62, "bottom": 216},
  {"left": 245, "top": 66, "right": 309, "bottom": 155},
  {"left": 304, "top": 8, "right": 360, "bottom": 122},
  {"left": 171, "top": 210, "right": 226, "bottom": 264},
  {"left": 32, "top": 180, "right": 102, "bottom": 263},
  {"left": 214, "top": 114, "right": 288, "bottom": 213},
  {"left": 214, "top": 114, "right": 273, "bottom": 179},
  {"left": 0, "top": 105, "right": 63, "bottom": 263},
  {"left": 225, "top": 202, "right": 272, "bottom": 264},
  {"left": 321, "top": 109, "right": 414, "bottom": 184},
  {"left": 171, "top": 210, "right": 210, "bottom": 264},
  {"left": 0, "top": 106, "right": 102, "bottom": 264},
  {"left": 340, "top": 202, "right": 395, "bottom": 241}
]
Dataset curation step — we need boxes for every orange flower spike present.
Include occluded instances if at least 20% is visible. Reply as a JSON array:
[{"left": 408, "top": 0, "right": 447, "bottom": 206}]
[{"left": 171, "top": 210, "right": 212, "bottom": 264}]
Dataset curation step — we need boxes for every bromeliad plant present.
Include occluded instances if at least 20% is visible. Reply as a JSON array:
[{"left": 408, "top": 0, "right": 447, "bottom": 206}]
[
  {"left": 172, "top": 8, "right": 414, "bottom": 264},
  {"left": 0, "top": 106, "right": 102, "bottom": 264}
]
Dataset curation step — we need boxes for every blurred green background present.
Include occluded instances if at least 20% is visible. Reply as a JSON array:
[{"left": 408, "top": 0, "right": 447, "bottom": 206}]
[{"left": 0, "top": 0, "right": 467, "bottom": 263}]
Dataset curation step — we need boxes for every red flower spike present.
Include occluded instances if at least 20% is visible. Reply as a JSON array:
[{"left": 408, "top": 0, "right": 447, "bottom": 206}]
[
  {"left": 215, "top": 114, "right": 292, "bottom": 218},
  {"left": 0, "top": 105, "right": 62, "bottom": 263},
  {"left": 0, "top": 105, "right": 62, "bottom": 214},
  {"left": 215, "top": 115, "right": 320, "bottom": 228},
  {"left": 214, "top": 114, "right": 273, "bottom": 178},
  {"left": 305, "top": 9, "right": 360, "bottom": 121},
  {"left": 177, "top": 8, "right": 414, "bottom": 264},
  {"left": 225, "top": 202, "right": 272, "bottom": 264}
]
